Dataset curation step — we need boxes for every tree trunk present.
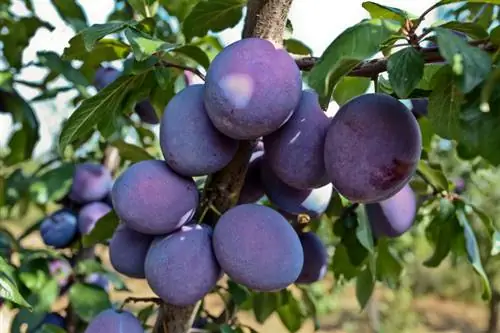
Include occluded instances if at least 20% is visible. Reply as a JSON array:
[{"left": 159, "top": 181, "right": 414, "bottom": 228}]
[
  {"left": 487, "top": 290, "right": 500, "bottom": 333},
  {"left": 152, "top": 1, "right": 294, "bottom": 332}
]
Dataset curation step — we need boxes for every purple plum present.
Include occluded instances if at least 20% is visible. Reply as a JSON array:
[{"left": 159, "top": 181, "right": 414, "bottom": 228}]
[
  {"left": 111, "top": 160, "right": 199, "bottom": 235},
  {"left": 49, "top": 259, "right": 72, "bottom": 288},
  {"left": 410, "top": 98, "right": 428, "bottom": 119},
  {"left": 69, "top": 163, "right": 113, "bottom": 204},
  {"left": 135, "top": 100, "right": 159, "bottom": 125},
  {"left": 93, "top": 67, "right": 121, "bottom": 91},
  {"left": 84, "top": 309, "right": 143, "bottom": 333},
  {"left": 295, "top": 232, "right": 328, "bottom": 284},
  {"left": 160, "top": 84, "right": 239, "bottom": 176},
  {"left": 78, "top": 202, "right": 112, "bottom": 235},
  {"left": 85, "top": 273, "right": 110, "bottom": 292},
  {"left": 204, "top": 38, "right": 302, "bottom": 139},
  {"left": 40, "top": 209, "right": 78, "bottom": 248},
  {"left": 238, "top": 150, "right": 265, "bottom": 204},
  {"left": 324, "top": 93, "right": 422, "bottom": 203},
  {"left": 145, "top": 224, "right": 221, "bottom": 306}
]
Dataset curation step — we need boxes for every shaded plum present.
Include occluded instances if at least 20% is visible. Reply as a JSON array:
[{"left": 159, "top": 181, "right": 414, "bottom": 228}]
[
  {"left": 84, "top": 309, "right": 144, "bottom": 333},
  {"left": 410, "top": 98, "right": 428, "bottom": 119},
  {"left": 295, "top": 232, "right": 328, "bottom": 284},
  {"left": 40, "top": 209, "right": 78, "bottom": 248},
  {"left": 204, "top": 38, "right": 302, "bottom": 139},
  {"left": 93, "top": 67, "right": 121, "bottom": 91},
  {"left": 109, "top": 224, "right": 154, "bottom": 279},
  {"left": 260, "top": 161, "right": 333, "bottom": 218},
  {"left": 135, "top": 99, "right": 159, "bottom": 125},
  {"left": 324, "top": 93, "right": 422, "bottom": 203},
  {"left": 69, "top": 163, "right": 113, "bottom": 204},
  {"left": 264, "top": 90, "right": 330, "bottom": 189},
  {"left": 160, "top": 84, "right": 239, "bottom": 176},
  {"left": 145, "top": 224, "right": 221, "bottom": 306},
  {"left": 365, "top": 184, "right": 417, "bottom": 238},
  {"left": 238, "top": 150, "right": 265, "bottom": 204},
  {"left": 29, "top": 313, "right": 65, "bottom": 332},
  {"left": 111, "top": 160, "right": 199, "bottom": 235},
  {"left": 49, "top": 259, "right": 72, "bottom": 288},
  {"left": 213, "top": 204, "right": 304, "bottom": 291},
  {"left": 78, "top": 202, "right": 112, "bottom": 235},
  {"left": 454, "top": 177, "right": 466, "bottom": 194}
]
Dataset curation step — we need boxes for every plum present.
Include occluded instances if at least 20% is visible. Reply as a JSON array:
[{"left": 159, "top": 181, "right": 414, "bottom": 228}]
[
  {"left": 410, "top": 98, "right": 428, "bottom": 119},
  {"left": 295, "top": 232, "right": 328, "bottom": 284},
  {"left": 264, "top": 90, "right": 330, "bottom": 189},
  {"left": 135, "top": 99, "right": 159, "bottom": 125},
  {"left": 260, "top": 161, "right": 333, "bottom": 218},
  {"left": 324, "top": 93, "right": 422, "bottom": 203},
  {"left": 213, "top": 204, "right": 304, "bottom": 291},
  {"left": 49, "top": 259, "right": 72, "bottom": 288},
  {"left": 204, "top": 38, "right": 302, "bottom": 140},
  {"left": 238, "top": 150, "right": 265, "bottom": 204},
  {"left": 40, "top": 209, "right": 78, "bottom": 248},
  {"left": 29, "top": 312, "right": 65, "bottom": 332},
  {"left": 109, "top": 224, "right": 154, "bottom": 279},
  {"left": 454, "top": 177, "right": 466, "bottom": 194},
  {"left": 93, "top": 67, "right": 121, "bottom": 91},
  {"left": 111, "top": 160, "right": 199, "bottom": 235},
  {"left": 69, "top": 163, "right": 113, "bottom": 204},
  {"left": 145, "top": 224, "right": 221, "bottom": 306},
  {"left": 192, "top": 316, "right": 208, "bottom": 329},
  {"left": 160, "top": 84, "right": 239, "bottom": 176},
  {"left": 365, "top": 184, "right": 417, "bottom": 238},
  {"left": 78, "top": 202, "right": 112, "bottom": 235},
  {"left": 84, "top": 309, "right": 144, "bottom": 333},
  {"left": 85, "top": 273, "right": 110, "bottom": 291}
]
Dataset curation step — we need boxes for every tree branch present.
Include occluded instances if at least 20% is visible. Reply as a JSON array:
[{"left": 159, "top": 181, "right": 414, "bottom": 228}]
[{"left": 243, "top": 0, "right": 293, "bottom": 45}]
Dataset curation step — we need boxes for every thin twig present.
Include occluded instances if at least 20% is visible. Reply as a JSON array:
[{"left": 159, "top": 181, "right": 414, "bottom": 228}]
[
  {"left": 158, "top": 60, "right": 205, "bottom": 81},
  {"left": 416, "top": 170, "right": 440, "bottom": 196},
  {"left": 120, "top": 297, "right": 162, "bottom": 310}
]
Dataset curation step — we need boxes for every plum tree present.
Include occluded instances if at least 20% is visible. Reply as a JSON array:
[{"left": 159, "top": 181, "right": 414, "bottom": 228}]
[
  {"left": 109, "top": 224, "right": 154, "bottom": 279},
  {"left": 78, "top": 202, "right": 112, "bottom": 235},
  {"left": 264, "top": 90, "right": 330, "bottom": 189},
  {"left": 365, "top": 184, "right": 417, "bottom": 238},
  {"left": 84, "top": 309, "right": 144, "bottom": 333},
  {"left": 410, "top": 98, "right": 428, "bottom": 119},
  {"left": 238, "top": 150, "right": 265, "bottom": 204},
  {"left": 295, "top": 232, "right": 328, "bottom": 284},
  {"left": 204, "top": 37, "right": 302, "bottom": 140},
  {"left": 135, "top": 99, "right": 159, "bottom": 125},
  {"left": 29, "top": 312, "right": 66, "bottom": 332},
  {"left": 213, "top": 204, "right": 304, "bottom": 291},
  {"left": 159, "top": 84, "right": 239, "bottom": 176},
  {"left": 260, "top": 161, "right": 333, "bottom": 217},
  {"left": 40, "top": 209, "right": 78, "bottom": 248},
  {"left": 324, "top": 93, "right": 422, "bottom": 203},
  {"left": 111, "top": 160, "right": 199, "bottom": 235},
  {"left": 69, "top": 163, "right": 113, "bottom": 204},
  {"left": 93, "top": 66, "right": 121, "bottom": 91},
  {"left": 144, "top": 223, "right": 221, "bottom": 306}
]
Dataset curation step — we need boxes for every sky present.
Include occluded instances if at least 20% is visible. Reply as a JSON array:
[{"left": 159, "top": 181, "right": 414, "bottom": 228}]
[{"left": 0, "top": 0, "right": 437, "bottom": 158}]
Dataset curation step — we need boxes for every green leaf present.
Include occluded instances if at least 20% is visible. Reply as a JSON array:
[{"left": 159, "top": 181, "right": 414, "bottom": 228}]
[
  {"left": 456, "top": 209, "right": 492, "bottom": 300},
  {"left": 362, "top": 2, "right": 413, "bottom": 24},
  {"left": 63, "top": 37, "right": 130, "bottom": 64},
  {"left": 424, "top": 213, "right": 457, "bottom": 267},
  {"left": 491, "top": 231, "right": 500, "bottom": 256},
  {"left": 253, "top": 292, "right": 278, "bottom": 323},
  {"left": 417, "top": 160, "right": 449, "bottom": 192},
  {"left": 437, "top": 21, "right": 489, "bottom": 40},
  {"left": 38, "top": 324, "right": 67, "bottom": 333},
  {"left": 435, "top": 27, "right": 492, "bottom": 94},
  {"left": 227, "top": 280, "right": 250, "bottom": 306},
  {"left": 124, "top": 27, "right": 177, "bottom": 61},
  {"left": 0, "top": 258, "right": 31, "bottom": 308},
  {"left": 29, "top": 279, "right": 59, "bottom": 313},
  {"left": 69, "top": 283, "right": 112, "bottom": 322},
  {"left": 37, "top": 51, "right": 89, "bottom": 87},
  {"left": 308, "top": 19, "right": 398, "bottom": 107},
  {"left": 220, "top": 324, "right": 236, "bottom": 333},
  {"left": 332, "top": 76, "right": 371, "bottom": 106},
  {"left": 172, "top": 45, "right": 211, "bottom": 70},
  {"left": 29, "top": 163, "right": 75, "bottom": 204},
  {"left": 428, "top": 66, "right": 463, "bottom": 140},
  {"left": 490, "top": 26, "right": 500, "bottom": 46},
  {"left": 284, "top": 39, "right": 313, "bottom": 56},
  {"left": 82, "top": 210, "right": 120, "bottom": 247},
  {"left": 182, "top": 0, "right": 246, "bottom": 41},
  {"left": 111, "top": 139, "right": 154, "bottom": 162},
  {"left": 127, "top": 0, "right": 158, "bottom": 17},
  {"left": 276, "top": 291, "right": 304, "bottom": 332},
  {"left": 58, "top": 73, "right": 148, "bottom": 154},
  {"left": 356, "top": 207, "right": 374, "bottom": 253},
  {"left": 355, "top": 266, "right": 375, "bottom": 310},
  {"left": 50, "top": 0, "right": 87, "bottom": 31},
  {"left": 330, "top": 244, "right": 360, "bottom": 280},
  {"left": 387, "top": 47, "right": 424, "bottom": 98},
  {"left": 78, "top": 22, "right": 131, "bottom": 52},
  {"left": 375, "top": 239, "right": 403, "bottom": 288},
  {"left": 160, "top": 0, "right": 201, "bottom": 21}
]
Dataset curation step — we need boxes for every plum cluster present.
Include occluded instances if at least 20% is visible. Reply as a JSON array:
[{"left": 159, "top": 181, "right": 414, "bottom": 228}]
[{"left": 101, "top": 37, "right": 423, "bottom": 316}]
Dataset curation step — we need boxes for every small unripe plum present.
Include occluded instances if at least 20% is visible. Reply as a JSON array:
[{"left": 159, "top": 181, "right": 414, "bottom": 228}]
[
  {"left": 410, "top": 98, "right": 428, "bottom": 119},
  {"left": 85, "top": 273, "right": 110, "bottom": 292},
  {"left": 69, "top": 163, "right": 113, "bottom": 204},
  {"left": 324, "top": 93, "right": 422, "bottom": 203},
  {"left": 260, "top": 162, "right": 333, "bottom": 218},
  {"left": 365, "top": 184, "right": 417, "bottom": 238},
  {"left": 93, "top": 67, "right": 121, "bottom": 91},
  {"left": 78, "top": 202, "right": 112, "bottom": 235},
  {"left": 238, "top": 150, "right": 265, "bottom": 204},
  {"left": 204, "top": 38, "right": 302, "bottom": 139},
  {"left": 29, "top": 312, "right": 65, "bottom": 332},
  {"left": 135, "top": 99, "right": 159, "bottom": 125},
  {"left": 264, "top": 90, "right": 330, "bottom": 189},
  {"left": 213, "top": 204, "right": 304, "bottom": 291},
  {"left": 109, "top": 224, "right": 154, "bottom": 279},
  {"left": 145, "top": 224, "right": 221, "bottom": 306},
  {"left": 160, "top": 84, "right": 239, "bottom": 176},
  {"left": 111, "top": 160, "right": 199, "bottom": 235},
  {"left": 49, "top": 259, "right": 72, "bottom": 288},
  {"left": 454, "top": 177, "right": 466, "bottom": 194},
  {"left": 40, "top": 209, "right": 78, "bottom": 248},
  {"left": 84, "top": 309, "right": 144, "bottom": 333},
  {"left": 295, "top": 232, "right": 328, "bottom": 284}
]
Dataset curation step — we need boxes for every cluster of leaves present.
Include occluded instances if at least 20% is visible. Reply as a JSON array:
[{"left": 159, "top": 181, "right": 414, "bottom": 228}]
[{"left": 3, "top": 0, "right": 500, "bottom": 332}]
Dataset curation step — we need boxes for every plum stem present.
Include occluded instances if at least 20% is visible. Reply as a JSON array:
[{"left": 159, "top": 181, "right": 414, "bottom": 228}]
[
  {"left": 120, "top": 297, "right": 162, "bottom": 310},
  {"left": 157, "top": 60, "right": 206, "bottom": 81}
]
